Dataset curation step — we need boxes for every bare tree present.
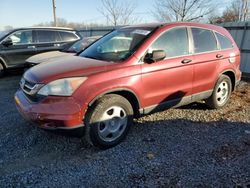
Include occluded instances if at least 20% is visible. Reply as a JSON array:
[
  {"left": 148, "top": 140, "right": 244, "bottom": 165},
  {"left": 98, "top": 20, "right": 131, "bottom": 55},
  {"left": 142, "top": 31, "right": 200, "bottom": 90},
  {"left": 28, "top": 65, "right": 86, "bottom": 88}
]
[
  {"left": 153, "top": 0, "right": 216, "bottom": 22},
  {"left": 34, "top": 18, "right": 104, "bottom": 29},
  {"left": 231, "top": 0, "right": 250, "bottom": 21},
  {"left": 99, "top": 0, "right": 137, "bottom": 26},
  {"left": 209, "top": 9, "right": 239, "bottom": 24},
  {"left": 209, "top": 0, "right": 250, "bottom": 24},
  {"left": 4, "top": 25, "right": 13, "bottom": 30}
]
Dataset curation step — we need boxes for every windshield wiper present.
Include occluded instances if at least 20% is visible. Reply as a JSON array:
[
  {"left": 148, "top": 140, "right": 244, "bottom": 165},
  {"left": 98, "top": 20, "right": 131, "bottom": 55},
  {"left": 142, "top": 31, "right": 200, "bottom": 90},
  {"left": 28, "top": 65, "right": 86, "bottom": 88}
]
[
  {"left": 65, "top": 50, "right": 77, "bottom": 53},
  {"left": 83, "top": 55, "right": 99, "bottom": 60}
]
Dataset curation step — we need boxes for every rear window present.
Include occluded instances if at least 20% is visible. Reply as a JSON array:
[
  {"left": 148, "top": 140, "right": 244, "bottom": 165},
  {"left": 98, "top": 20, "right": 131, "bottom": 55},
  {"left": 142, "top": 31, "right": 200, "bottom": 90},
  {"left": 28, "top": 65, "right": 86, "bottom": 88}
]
[
  {"left": 36, "top": 30, "right": 60, "bottom": 43},
  {"left": 59, "top": 31, "right": 78, "bottom": 41},
  {"left": 215, "top": 33, "right": 233, "bottom": 49},
  {"left": 191, "top": 28, "right": 218, "bottom": 53}
]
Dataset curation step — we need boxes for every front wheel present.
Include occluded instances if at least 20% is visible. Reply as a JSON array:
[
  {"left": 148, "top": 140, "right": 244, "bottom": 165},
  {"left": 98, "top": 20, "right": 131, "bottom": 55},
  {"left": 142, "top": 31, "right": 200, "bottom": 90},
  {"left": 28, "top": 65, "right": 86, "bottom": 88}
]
[
  {"left": 84, "top": 94, "right": 134, "bottom": 149},
  {"left": 205, "top": 75, "right": 232, "bottom": 109}
]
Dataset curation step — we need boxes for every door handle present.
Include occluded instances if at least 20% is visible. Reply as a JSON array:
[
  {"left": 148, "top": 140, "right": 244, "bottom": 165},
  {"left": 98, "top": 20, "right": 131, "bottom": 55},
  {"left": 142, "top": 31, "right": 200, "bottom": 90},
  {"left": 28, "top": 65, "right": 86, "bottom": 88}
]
[
  {"left": 216, "top": 54, "right": 223, "bottom": 58},
  {"left": 181, "top": 59, "right": 192, "bottom": 64},
  {"left": 27, "top": 46, "right": 36, "bottom": 49}
]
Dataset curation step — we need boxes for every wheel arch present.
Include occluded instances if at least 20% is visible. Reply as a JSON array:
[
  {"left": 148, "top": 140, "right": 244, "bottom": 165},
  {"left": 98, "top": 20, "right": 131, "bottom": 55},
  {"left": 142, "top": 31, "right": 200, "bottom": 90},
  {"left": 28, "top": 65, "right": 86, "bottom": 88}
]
[
  {"left": 88, "top": 88, "right": 141, "bottom": 117},
  {"left": 0, "top": 57, "right": 7, "bottom": 69},
  {"left": 221, "top": 70, "right": 236, "bottom": 91}
]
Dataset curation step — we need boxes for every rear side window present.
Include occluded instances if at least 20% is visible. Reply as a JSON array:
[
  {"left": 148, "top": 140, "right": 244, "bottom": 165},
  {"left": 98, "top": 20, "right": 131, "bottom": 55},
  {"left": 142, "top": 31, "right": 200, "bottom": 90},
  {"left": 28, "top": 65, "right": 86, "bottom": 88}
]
[
  {"left": 36, "top": 30, "right": 60, "bottom": 43},
  {"left": 149, "top": 27, "right": 189, "bottom": 58},
  {"left": 191, "top": 28, "right": 217, "bottom": 53},
  {"left": 59, "top": 31, "right": 78, "bottom": 41},
  {"left": 215, "top": 33, "right": 233, "bottom": 49}
]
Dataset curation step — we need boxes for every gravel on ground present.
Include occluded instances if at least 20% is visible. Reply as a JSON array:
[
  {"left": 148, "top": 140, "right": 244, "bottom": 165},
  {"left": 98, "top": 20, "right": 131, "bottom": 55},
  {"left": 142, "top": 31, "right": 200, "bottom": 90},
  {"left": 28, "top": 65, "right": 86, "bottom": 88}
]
[{"left": 0, "top": 74, "right": 249, "bottom": 187}]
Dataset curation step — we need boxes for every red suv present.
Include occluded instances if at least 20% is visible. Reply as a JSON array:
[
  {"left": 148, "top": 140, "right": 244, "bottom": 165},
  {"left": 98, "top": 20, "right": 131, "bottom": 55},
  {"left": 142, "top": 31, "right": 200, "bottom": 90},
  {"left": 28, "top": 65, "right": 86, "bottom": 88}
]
[{"left": 15, "top": 22, "right": 241, "bottom": 149}]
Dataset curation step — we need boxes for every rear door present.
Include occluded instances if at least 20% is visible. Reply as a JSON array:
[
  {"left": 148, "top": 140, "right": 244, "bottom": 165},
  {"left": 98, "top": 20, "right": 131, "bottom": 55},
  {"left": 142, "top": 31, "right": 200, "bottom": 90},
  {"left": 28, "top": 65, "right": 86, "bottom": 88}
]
[
  {"left": 34, "top": 30, "right": 79, "bottom": 54},
  {"left": 190, "top": 27, "right": 221, "bottom": 96},
  {"left": 0, "top": 30, "right": 37, "bottom": 67},
  {"left": 141, "top": 27, "right": 194, "bottom": 111},
  {"left": 34, "top": 30, "right": 63, "bottom": 54}
]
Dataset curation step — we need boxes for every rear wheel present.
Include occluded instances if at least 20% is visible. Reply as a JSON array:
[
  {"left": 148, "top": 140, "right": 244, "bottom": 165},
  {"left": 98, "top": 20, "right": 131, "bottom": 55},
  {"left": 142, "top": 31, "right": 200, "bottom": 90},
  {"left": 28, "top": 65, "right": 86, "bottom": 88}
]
[
  {"left": 85, "top": 94, "right": 134, "bottom": 149},
  {"left": 205, "top": 75, "right": 232, "bottom": 109}
]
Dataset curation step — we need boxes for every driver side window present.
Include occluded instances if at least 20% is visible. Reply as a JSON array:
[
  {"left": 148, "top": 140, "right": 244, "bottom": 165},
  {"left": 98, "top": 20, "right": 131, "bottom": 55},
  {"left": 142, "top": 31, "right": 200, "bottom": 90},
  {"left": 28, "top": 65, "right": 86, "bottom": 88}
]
[
  {"left": 7, "top": 30, "right": 33, "bottom": 45},
  {"left": 149, "top": 27, "right": 189, "bottom": 58}
]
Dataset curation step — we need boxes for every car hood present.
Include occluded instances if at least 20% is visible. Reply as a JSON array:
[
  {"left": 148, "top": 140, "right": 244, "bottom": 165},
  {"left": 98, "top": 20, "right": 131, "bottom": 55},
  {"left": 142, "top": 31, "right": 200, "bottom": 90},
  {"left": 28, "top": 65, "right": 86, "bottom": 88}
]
[
  {"left": 26, "top": 51, "right": 75, "bottom": 64},
  {"left": 24, "top": 56, "right": 116, "bottom": 83}
]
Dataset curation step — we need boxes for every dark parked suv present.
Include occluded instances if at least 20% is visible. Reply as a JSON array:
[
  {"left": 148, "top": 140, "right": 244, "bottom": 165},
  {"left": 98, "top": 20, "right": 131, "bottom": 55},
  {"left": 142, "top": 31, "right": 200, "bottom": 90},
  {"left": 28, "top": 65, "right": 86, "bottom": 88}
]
[
  {"left": 0, "top": 27, "right": 81, "bottom": 75},
  {"left": 15, "top": 22, "right": 241, "bottom": 149}
]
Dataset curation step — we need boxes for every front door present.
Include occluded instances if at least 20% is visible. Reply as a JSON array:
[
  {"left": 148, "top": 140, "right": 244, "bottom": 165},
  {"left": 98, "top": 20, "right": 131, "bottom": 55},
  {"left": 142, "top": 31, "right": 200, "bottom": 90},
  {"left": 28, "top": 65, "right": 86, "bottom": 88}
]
[
  {"left": 141, "top": 27, "right": 194, "bottom": 113},
  {"left": 1, "top": 30, "right": 37, "bottom": 67}
]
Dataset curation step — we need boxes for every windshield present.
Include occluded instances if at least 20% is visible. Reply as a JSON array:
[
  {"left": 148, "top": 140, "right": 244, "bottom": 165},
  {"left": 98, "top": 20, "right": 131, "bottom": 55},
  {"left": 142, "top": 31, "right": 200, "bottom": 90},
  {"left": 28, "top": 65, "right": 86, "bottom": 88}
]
[
  {"left": 79, "top": 28, "right": 154, "bottom": 62},
  {"left": 65, "top": 40, "right": 83, "bottom": 53},
  {"left": 66, "top": 36, "right": 101, "bottom": 53}
]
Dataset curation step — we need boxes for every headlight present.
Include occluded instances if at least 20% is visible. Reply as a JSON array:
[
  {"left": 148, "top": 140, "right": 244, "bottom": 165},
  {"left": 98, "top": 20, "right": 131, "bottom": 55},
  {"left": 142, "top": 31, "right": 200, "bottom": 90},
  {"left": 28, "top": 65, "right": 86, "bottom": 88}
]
[{"left": 38, "top": 77, "right": 87, "bottom": 96}]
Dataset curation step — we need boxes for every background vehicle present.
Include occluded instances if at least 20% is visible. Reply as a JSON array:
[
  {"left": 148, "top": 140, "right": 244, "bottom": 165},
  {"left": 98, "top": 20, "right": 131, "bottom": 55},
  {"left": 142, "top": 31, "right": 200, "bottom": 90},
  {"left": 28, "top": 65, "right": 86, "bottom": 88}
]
[
  {"left": 15, "top": 22, "right": 241, "bottom": 149},
  {"left": 26, "top": 36, "right": 101, "bottom": 67},
  {"left": 0, "top": 27, "right": 81, "bottom": 76}
]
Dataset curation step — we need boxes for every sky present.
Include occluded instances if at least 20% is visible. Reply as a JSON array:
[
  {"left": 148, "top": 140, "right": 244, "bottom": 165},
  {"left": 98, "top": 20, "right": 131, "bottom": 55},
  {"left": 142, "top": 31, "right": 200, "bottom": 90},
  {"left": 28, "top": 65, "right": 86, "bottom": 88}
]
[{"left": 0, "top": 0, "right": 233, "bottom": 30}]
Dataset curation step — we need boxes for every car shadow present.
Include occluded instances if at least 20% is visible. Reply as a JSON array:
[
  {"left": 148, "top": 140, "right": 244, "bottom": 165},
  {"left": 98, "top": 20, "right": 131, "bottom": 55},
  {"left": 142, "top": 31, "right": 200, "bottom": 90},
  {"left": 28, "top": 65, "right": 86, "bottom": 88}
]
[{"left": 178, "top": 101, "right": 209, "bottom": 110}]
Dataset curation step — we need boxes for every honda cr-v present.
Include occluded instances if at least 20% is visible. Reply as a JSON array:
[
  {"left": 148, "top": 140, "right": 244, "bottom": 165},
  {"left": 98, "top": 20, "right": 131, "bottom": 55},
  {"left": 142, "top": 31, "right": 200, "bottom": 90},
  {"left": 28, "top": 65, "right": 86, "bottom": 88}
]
[{"left": 15, "top": 22, "right": 241, "bottom": 149}]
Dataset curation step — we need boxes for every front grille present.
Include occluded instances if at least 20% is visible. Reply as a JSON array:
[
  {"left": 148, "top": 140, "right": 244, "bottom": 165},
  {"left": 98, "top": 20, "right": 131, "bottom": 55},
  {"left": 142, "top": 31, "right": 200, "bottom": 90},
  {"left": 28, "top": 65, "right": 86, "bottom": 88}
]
[
  {"left": 20, "top": 78, "right": 44, "bottom": 102},
  {"left": 22, "top": 79, "right": 36, "bottom": 93}
]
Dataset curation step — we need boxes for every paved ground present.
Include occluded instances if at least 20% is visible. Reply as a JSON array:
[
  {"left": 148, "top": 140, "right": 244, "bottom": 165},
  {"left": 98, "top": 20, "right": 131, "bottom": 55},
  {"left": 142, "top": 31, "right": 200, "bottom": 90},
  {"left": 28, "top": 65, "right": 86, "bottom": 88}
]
[{"left": 0, "top": 73, "right": 249, "bottom": 187}]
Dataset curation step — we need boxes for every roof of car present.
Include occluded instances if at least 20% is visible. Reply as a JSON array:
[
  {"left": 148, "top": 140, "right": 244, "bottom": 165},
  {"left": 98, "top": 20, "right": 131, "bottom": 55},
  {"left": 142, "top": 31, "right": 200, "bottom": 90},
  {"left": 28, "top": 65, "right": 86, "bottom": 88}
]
[
  {"left": 123, "top": 22, "right": 224, "bottom": 30},
  {"left": 10, "top": 27, "right": 76, "bottom": 31},
  {"left": 122, "top": 23, "right": 164, "bottom": 29},
  {"left": 121, "top": 22, "right": 228, "bottom": 36},
  {"left": 0, "top": 27, "right": 79, "bottom": 41}
]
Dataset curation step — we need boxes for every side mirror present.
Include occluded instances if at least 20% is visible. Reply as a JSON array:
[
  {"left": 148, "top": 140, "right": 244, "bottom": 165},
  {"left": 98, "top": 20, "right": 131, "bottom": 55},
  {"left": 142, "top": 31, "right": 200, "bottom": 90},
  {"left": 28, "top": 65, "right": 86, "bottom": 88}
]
[
  {"left": 144, "top": 50, "right": 166, "bottom": 63},
  {"left": 2, "top": 39, "right": 13, "bottom": 47}
]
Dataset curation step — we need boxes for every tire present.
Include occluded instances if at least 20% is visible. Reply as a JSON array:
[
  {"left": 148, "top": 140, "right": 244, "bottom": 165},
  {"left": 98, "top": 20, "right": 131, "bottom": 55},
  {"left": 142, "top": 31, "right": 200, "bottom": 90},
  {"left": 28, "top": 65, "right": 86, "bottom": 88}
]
[
  {"left": 205, "top": 75, "right": 232, "bottom": 109},
  {"left": 84, "top": 94, "right": 134, "bottom": 149},
  {"left": 0, "top": 63, "right": 4, "bottom": 77}
]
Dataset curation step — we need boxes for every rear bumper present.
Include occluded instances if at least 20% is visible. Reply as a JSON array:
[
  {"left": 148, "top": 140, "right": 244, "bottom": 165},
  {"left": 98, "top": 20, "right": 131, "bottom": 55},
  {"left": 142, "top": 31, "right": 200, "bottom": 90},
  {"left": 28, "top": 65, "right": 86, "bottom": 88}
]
[{"left": 15, "top": 89, "right": 85, "bottom": 130}]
